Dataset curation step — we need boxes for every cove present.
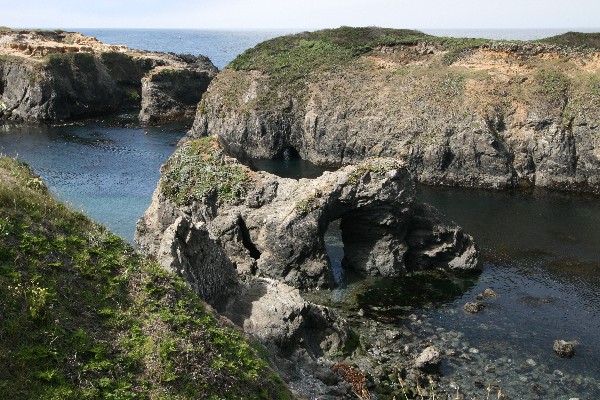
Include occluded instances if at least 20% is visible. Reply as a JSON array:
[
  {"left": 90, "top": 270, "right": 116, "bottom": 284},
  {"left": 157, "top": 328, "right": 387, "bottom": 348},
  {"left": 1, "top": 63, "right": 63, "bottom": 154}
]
[{"left": 1, "top": 119, "right": 599, "bottom": 397}]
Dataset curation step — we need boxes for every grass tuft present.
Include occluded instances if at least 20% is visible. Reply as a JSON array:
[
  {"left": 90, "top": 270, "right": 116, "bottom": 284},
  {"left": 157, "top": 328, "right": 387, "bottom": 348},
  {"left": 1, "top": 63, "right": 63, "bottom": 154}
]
[{"left": 160, "top": 136, "right": 252, "bottom": 206}]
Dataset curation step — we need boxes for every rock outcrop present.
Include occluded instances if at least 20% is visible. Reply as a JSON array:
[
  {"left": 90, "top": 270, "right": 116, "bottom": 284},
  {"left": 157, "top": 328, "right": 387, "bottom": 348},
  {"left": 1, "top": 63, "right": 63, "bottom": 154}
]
[
  {"left": 139, "top": 62, "right": 215, "bottom": 124},
  {"left": 190, "top": 27, "right": 600, "bottom": 194},
  {"left": 0, "top": 28, "right": 216, "bottom": 122},
  {"left": 135, "top": 136, "right": 480, "bottom": 292}
]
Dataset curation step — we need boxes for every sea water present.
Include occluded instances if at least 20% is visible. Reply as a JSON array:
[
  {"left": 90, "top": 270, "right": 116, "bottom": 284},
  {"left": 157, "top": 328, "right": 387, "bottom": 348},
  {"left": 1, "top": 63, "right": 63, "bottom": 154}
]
[{"left": 1, "top": 28, "right": 599, "bottom": 398}]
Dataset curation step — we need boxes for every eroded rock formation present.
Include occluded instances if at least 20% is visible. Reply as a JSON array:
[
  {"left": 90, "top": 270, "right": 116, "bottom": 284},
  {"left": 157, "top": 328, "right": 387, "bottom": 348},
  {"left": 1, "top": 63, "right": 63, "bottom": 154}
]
[
  {"left": 135, "top": 136, "right": 480, "bottom": 394},
  {"left": 190, "top": 27, "right": 600, "bottom": 194},
  {"left": 136, "top": 137, "right": 480, "bottom": 294},
  {"left": 0, "top": 28, "right": 217, "bottom": 122}
]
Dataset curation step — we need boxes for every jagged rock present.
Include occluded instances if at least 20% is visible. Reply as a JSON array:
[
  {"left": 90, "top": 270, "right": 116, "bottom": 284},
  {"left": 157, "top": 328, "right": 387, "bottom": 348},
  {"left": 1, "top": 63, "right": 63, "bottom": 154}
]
[
  {"left": 222, "top": 278, "right": 351, "bottom": 357},
  {"left": 0, "top": 29, "right": 216, "bottom": 122},
  {"left": 190, "top": 27, "right": 600, "bottom": 194},
  {"left": 139, "top": 61, "right": 216, "bottom": 125},
  {"left": 136, "top": 137, "right": 480, "bottom": 290},
  {"left": 414, "top": 346, "right": 441, "bottom": 371},
  {"left": 463, "top": 302, "right": 485, "bottom": 313},
  {"left": 553, "top": 340, "right": 576, "bottom": 358}
]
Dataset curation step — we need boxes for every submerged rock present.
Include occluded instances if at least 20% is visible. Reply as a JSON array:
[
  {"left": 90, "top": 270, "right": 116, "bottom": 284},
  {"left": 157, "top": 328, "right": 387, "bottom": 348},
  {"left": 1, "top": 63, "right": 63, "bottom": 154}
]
[
  {"left": 553, "top": 339, "right": 576, "bottom": 358},
  {"left": 463, "top": 302, "right": 486, "bottom": 313}
]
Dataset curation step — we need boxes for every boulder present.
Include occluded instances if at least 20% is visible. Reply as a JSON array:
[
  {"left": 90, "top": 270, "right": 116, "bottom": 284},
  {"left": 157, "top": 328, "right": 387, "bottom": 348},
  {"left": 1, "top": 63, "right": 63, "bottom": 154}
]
[
  {"left": 463, "top": 302, "right": 486, "bottom": 313},
  {"left": 414, "top": 346, "right": 441, "bottom": 371},
  {"left": 553, "top": 340, "right": 576, "bottom": 358},
  {"left": 222, "top": 278, "right": 351, "bottom": 357}
]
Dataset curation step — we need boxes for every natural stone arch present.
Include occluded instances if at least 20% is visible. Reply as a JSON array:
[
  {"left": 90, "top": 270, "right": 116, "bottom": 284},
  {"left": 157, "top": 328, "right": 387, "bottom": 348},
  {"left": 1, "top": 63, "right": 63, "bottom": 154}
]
[{"left": 136, "top": 139, "right": 480, "bottom": 292}]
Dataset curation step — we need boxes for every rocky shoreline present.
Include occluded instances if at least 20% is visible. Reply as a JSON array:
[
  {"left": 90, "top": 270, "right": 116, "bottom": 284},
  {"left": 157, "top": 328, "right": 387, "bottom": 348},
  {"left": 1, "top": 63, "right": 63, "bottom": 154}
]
[
  {"left": 134, "top": 136, "right": 481, "bottom": 398},
  {"left": 190, "top": 27, "right": 600, "bottom": 194},
  {"left": 0, "top": 28, "right": 216, "bottom": 123},
  {"left": 3, "top": 26, "right": 599, "bottom": 398}
]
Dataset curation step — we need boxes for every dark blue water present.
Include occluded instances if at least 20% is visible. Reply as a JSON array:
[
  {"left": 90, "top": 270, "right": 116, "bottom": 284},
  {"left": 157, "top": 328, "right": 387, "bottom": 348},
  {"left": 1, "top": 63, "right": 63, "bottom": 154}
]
[
  {"left": 77, "top": 29, "right": 299, "bottom": 69},
  {"left": 1, "top": 29, "right": 599, "bottom": 398},
  {"left": 317, "top": 186, "right": 600, "bottom": 398}
]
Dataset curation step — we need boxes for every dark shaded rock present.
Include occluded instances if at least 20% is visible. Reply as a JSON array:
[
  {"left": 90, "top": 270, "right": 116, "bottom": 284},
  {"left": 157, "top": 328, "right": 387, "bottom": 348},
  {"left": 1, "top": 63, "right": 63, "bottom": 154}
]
[
  {"left": 463, "top": 301, "right": 486, "bottom": 313},
  {"left": 553, "top": 339, "right": 576, "bottom": 357},
  {"left": 139, "top": 59, "right": 217, "bottom": 125}
]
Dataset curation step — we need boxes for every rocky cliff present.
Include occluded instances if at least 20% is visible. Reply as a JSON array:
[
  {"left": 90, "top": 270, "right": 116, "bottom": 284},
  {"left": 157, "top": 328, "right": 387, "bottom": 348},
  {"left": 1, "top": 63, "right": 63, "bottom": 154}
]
[
  {"left": 190, "top": 27, "right": 600, "bottom": 194},
  {"left": 135, "top": 137, "right": 479, "bottom": 293},
  {"left": 0, "top": 28, "right": 216, "bottom": 122},
  {"left": 135, "top": 135, "right": 480, "bottom": 396}
]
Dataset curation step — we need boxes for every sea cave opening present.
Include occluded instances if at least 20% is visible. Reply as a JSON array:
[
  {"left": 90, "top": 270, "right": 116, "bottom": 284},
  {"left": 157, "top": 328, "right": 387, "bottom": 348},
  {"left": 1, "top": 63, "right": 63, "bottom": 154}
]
[{"left": 324, "top": 219, "right": 345, "bottom": 286}]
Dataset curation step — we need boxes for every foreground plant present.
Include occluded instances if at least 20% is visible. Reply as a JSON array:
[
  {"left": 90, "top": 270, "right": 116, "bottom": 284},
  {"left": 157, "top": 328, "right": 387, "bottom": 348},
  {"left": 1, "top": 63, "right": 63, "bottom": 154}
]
[{"left": 0, "top": 156, "right": 289, "bottom": 399}]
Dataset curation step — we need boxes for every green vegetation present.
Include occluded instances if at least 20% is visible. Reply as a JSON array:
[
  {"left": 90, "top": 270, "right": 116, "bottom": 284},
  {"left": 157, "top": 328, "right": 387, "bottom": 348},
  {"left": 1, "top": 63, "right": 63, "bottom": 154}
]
[
  {"left": 45, "top": 52, "right": 97, "bottom": 71},
  {"left": 439, "top": 37, "right": 489, "bottom": 65},
  {"left": 295, "top": 189, "right": 324, "bottom": 215},
  {"left": 0, "top": 156, "right": 289, "bottom": 399},
  {"left": 541, "top": 32, "right": 600, "bottom": 49},
  {"left": 160, "top": 137, "right": 252, "bottom": 206},
  {"left": 348, "top": 158, "right": 405, "bottom": 185},
  {"left": 230, "top": 27, "right": 427, "bottom": 74},
  {"left": 229, "top": 27, "right": 494, "bottom": 80},
  {"left": 535, "top": 69, "right": 571, "bottom": 104}
]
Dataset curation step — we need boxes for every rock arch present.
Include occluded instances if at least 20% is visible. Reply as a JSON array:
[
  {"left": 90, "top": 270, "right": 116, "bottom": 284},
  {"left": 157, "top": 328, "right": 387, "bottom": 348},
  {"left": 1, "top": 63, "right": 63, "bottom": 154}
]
[{"left": 136, "top": 145, "right": 480, "bottom": 292}]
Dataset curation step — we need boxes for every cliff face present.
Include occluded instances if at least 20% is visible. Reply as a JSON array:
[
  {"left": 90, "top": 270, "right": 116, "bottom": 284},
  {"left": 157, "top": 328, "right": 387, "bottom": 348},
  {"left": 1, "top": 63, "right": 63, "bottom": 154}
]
[
  {"left": 135, "top": 137, "right": 479, "bottom": 293},
  {"left": 0, "top": 29, "right": 217, "bottom": 122},
  {"left": 139, "top": 64, "right": 214, "bottom": 124},
  {"left": 190, "top": 28, "right": 600, "bottom": 194}
]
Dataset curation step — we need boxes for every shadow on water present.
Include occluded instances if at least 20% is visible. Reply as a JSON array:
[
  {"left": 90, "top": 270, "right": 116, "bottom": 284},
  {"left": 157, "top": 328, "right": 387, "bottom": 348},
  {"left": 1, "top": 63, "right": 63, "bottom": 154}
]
[
  {"left": 320, "top": 217, "right": 479, "bottom": 324},
  {"left": 354, "top": 271, "right": 478, "bottom": 324},
  {"left": 248, "top": 149, "right": 336, "bottom": 180}
]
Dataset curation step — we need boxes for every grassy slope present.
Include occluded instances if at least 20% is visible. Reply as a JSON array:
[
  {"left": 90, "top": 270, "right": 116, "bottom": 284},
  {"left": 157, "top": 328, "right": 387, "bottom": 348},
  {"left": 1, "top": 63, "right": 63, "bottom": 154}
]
[
  {"left": 207, "top": 27, "right": 600, "bottom": 135},
  {"left": 0, "top": 157, "right": 290, "bottom": 399},
  {"left": 230, "top": 28, "right": 600, "bottom": 76}
]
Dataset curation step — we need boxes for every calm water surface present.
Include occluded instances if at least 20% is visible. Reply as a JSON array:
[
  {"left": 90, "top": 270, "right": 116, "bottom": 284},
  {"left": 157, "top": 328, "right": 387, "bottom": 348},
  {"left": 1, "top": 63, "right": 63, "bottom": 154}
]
[
  {"left": 76, "top": 28, "right": 299, "bottom": 69},
  {"left": 0, "top": 114, "right": 186, "bottom": 240}
]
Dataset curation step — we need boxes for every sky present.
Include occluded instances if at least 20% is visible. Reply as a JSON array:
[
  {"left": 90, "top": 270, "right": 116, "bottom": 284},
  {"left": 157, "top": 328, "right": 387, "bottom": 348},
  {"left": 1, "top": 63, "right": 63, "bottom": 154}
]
[{"left": 1, "top": 0, "right": 599, "bottom": 30}]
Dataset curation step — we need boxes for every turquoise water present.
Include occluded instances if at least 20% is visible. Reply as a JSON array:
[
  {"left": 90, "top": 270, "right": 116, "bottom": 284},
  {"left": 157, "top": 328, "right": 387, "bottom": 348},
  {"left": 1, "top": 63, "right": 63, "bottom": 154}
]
[{"left": 0, "top": 114, "right": 186, "bottom": 240}]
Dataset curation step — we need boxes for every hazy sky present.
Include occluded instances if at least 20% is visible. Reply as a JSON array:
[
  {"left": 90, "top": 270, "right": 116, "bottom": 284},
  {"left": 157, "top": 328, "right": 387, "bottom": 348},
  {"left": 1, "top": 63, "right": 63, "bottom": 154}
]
[{"left": 2, "top": 0, "right": 599, "bottom": 30}]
